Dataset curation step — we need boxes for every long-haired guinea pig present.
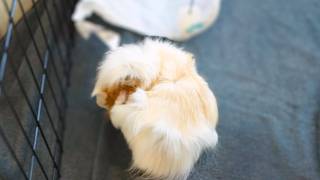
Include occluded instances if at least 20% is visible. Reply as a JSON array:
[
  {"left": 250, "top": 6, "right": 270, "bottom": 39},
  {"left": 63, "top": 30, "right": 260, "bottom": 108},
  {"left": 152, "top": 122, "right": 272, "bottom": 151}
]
[{"left": 92, "top": 39, "right": 218, "bottom": 180}]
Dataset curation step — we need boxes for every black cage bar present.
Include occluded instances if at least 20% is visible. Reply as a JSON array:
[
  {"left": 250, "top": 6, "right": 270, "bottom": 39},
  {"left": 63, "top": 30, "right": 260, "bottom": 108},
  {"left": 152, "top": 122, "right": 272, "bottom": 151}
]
[{"left": 0, "top": 0, "right": 75, "bottom": 179}]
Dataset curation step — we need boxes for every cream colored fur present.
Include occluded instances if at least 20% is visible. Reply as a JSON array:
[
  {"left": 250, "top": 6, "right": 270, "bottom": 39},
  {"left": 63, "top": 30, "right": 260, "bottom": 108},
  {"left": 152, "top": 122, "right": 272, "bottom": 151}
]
[{"left": 92, "top": 39, "right": 218, "bottom": 180}]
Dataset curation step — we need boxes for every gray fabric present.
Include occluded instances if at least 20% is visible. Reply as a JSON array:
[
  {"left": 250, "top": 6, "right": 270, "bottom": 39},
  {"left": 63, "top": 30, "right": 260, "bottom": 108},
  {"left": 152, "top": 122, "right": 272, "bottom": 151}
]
[
  {"left": 185, "top": 0, "right": 320, "bottom": 179},
  {"left": 61, "top": 0, "right": 320, "bottom": 179}
]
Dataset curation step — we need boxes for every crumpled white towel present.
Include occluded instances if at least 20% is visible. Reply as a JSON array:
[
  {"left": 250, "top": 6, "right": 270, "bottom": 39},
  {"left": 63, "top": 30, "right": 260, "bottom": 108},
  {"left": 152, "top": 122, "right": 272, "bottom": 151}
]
[{"left": 72, "top": 0, "right": 220, "bottom": 42}]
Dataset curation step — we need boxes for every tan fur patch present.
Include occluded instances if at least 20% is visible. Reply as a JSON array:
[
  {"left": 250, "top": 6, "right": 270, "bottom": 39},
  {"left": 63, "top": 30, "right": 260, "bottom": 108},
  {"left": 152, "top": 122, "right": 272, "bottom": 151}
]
[{"left": 103, "top": 78, "right": 141, "bottom": 108}]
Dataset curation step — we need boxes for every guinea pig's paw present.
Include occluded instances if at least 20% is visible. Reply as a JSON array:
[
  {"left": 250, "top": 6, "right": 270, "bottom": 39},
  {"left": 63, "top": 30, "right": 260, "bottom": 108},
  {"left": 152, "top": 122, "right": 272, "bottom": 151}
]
[{"left": 114, "top": 90, "right": 127, "bottom": 105}]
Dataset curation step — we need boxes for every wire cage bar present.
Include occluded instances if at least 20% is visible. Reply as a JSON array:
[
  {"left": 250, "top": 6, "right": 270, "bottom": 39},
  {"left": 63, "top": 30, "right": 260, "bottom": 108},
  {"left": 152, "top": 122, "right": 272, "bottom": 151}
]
[{"left": 0, "top": 0, "right": 76, "bottom": 179}]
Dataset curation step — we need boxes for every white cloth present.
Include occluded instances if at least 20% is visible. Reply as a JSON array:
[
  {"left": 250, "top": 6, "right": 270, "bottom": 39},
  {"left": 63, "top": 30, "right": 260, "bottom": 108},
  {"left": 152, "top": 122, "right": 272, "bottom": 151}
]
[{"left": 72, "top": 0, "right": 220, "bottom": 41}]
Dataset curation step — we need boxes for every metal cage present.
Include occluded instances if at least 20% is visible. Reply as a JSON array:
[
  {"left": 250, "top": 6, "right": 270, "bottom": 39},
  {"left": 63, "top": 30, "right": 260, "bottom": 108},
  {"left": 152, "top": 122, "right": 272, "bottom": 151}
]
[{"left": 0, "top": 0, "right": 76, "bottom": 179}]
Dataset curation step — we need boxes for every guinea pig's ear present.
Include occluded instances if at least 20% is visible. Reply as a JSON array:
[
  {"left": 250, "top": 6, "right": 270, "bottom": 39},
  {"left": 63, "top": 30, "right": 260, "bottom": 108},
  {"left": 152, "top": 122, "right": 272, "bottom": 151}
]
[{"left": 91, "top": 86, "right": 108, "bottom": 109}]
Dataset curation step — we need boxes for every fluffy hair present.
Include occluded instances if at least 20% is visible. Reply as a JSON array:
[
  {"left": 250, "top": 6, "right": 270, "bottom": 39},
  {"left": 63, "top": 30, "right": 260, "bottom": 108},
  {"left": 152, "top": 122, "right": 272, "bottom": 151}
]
[{"left": 92, "top": 39, "right": 218, "bottom": 180}]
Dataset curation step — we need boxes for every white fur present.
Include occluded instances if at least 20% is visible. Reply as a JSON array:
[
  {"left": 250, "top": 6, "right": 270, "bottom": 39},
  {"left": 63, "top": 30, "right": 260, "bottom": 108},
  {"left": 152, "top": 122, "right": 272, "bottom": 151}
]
[{"left": 92, "top": 39, "right": 219, "bottom": 180}]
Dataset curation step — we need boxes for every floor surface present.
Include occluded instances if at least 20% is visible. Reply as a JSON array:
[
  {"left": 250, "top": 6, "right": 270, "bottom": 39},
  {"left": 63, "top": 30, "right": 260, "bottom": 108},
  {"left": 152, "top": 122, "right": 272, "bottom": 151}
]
[{"left": 61, "top": 0, "right": 320, "bottom": 179}]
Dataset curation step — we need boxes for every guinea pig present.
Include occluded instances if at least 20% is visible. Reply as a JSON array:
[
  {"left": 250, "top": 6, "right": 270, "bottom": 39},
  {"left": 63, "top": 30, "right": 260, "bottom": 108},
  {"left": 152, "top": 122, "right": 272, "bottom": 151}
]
[{"left": 92, "top": 39, "right": 218, "bottom": 180}]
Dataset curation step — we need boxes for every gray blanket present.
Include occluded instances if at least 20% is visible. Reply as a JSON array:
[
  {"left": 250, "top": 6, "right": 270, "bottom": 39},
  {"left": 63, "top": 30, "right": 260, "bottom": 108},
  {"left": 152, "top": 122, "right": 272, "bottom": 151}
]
[{"left": 60, "top": 0, "right": 320, "bottom": 179}]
